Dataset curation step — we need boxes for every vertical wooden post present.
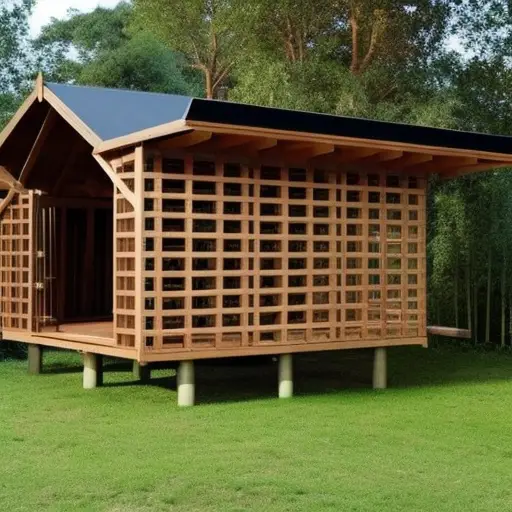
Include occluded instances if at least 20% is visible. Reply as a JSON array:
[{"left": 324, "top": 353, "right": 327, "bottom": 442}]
[
  {"left": 177, "top": 360, "right": 195, "bottom": 407},
  {"left": 373, "top": 347, "right": 387, "bottom": 389},
  {"left": 134, "top": 145, "right": 145, "bottom": 361},
  {"left": 27, "top": 344, "right": 42, "bottom": 375},
  {"left": 83, "top": 352, "right": 99, "bottom": 389},
  {"left": 278, "top": 353, "right": 293, "bottom": 398},
  {"left": 133, "top": 361, "right": 151, "bottom": 382}
]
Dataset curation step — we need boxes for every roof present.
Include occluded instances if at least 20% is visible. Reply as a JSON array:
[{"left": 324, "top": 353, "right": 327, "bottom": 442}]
[
  {"left": 42, "top": 82, "right": 512, "bottom": 156},
  {"left": 46, "top": 83, "right": 193, "bottom": 141}
]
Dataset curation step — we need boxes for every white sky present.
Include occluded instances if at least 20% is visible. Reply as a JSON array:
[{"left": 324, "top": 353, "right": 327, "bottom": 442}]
[{"left": 30, "top": 0, "right": 122, "bottom": 37}]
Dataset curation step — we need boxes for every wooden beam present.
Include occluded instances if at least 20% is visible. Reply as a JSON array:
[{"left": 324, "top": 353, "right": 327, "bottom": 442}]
[
  {"left": 0, "top": 89, "right": 38, "bottom": 150},
  {"left": 36, "top": 72, "right": 44, "bottom": 102},
  {"left": 0, "top": 189, "right": 15, "bottom": 216},
  {"left": 288, "top": 143, "right": 335, "bottom": 163},
  {"left": 19, "top": 109, "right": 58, "bottom": 185},
  {"left": 186, "top": 119, "right": 512, "bottom": 164},
  {"left": 157, "top": 130, "right": 212, "bottom": 150},
  {"left": 384, "top": 152, "right": 432, "bottom": 171},
  {"left": 240, "top": 138, "right": 278, "bottom": 154},
  {"left": 190, "top": 134, "right": 256, "bottom": 153},
  {"left": 427, "top": 326, "right": 471, "bottom": 339},
  {"left": 358, "top": 150, "right": 403, "bottom": 164},
  {"left": 0, "top": 166, "right": 23, "bottom": 190},
  {"left": 92, "top": 153, "right": 136, "bottom": 208},
  {"left": 408, "top": 156, "right": 478, "bottom": 175},
  {"left": 44, "top": 86, "right": 102, "bottom": 147},
  {"left": 95, "top": 120, "right": 189, "bottom": 154}
]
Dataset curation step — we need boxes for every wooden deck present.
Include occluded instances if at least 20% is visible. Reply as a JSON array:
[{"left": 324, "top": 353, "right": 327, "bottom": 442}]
[{"left": 40, "top": 321, "right": 114, "bottom": 346}]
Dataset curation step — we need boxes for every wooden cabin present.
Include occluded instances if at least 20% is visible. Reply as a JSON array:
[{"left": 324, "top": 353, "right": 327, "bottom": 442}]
[{"left": 1, "top": 75, "right": 512, "bottom": 405}]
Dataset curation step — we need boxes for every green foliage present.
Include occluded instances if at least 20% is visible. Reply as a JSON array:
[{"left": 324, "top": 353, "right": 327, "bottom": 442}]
[
  {"left": 36, "top": 2, "right": 200, "bottom": 96},
  {"left": 0, "top": 0, "right": 35, "bottom": 128}
]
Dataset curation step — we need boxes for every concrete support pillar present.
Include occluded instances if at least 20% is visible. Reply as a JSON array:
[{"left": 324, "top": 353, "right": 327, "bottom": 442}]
[
  {"left": 373, "top": 347, "right": 387, "bottom": 389},
  {"left": 83, "top": 353, "right": 100, "bottom": 389},
  {"left": 177, "top": 360, "right": 195, "bottom": 407},
  {"left": 278, "top": 353, "right": 293, "bottom": 398},
  {"left": 27, "top": 344, "right": 42, "bottom": 375},
  {"left": 133, "top": 361, "right": 151, "bottom": 382}
]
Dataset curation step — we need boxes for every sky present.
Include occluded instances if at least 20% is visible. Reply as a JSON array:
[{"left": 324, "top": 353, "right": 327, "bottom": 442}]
[{"left": 30, "top": 0, "right": 121, "bottom": 37}]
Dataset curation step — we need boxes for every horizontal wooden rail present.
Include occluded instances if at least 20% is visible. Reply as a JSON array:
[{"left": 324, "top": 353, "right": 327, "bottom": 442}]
[{"left": 427, "top": 326, "right": 471, "bottom": 339}]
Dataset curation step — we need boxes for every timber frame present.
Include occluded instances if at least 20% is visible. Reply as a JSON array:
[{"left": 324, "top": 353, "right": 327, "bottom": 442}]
[{"left": 2, "top": 76, "right": 512, "bottom": 369}]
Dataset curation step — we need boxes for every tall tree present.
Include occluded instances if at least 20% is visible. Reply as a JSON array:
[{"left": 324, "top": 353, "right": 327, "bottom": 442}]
[
  {"left": 0, "top": 0, "right": 35, "bottom": 128},
  {"left": 133, "top": 0, "right": 239, "bottom": 98}
]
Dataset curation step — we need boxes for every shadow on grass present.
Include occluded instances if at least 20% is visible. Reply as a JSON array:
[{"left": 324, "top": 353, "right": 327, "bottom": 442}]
[{"left": 24, "top": 344, "right": 512, "bottom": 404}]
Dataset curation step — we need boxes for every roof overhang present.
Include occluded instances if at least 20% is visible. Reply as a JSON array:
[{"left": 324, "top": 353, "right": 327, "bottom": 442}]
[
  {"left": 94, "top": 119, "right": 512, "bottom": 178},
  {"left": 1, "top": 76, "right": 512, "bottom": 180}
]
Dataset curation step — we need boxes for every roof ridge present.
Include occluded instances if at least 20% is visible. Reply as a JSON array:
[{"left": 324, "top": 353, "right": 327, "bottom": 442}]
[{"left": 46, "top": 81, "right": 196, "bottom": 101}]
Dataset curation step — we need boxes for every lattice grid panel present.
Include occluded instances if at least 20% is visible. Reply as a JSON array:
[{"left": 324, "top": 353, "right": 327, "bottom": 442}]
[
  {"left": 0, "top": 193, "right": 33, "bottom": 331},
  {"left": 114, "top": 159, "right": 137, "bottom": 347},
  {"left": 140, "top": 154, "right": 426, "bottom": 353}
]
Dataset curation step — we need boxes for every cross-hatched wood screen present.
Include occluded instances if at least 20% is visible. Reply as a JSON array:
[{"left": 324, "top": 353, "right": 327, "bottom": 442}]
[
  {"left": 140, "top": 153, "right": 426, "bottom": 354},
  {"left": 0, "top": 192, "right": 33, "bottom": 332},
  {"left": 114, "top": 159, "right": 137, "bottom": 348}
]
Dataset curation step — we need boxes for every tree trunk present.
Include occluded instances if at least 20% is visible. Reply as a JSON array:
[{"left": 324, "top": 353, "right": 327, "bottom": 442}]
[
  {"left": 454, "top": 253, "right": 459, "bottom": 328},
  {"left": 205, "top": 70, "right": 213, "bottom": 99},
  {"left": 485, "top": 247, "right": 492, "bottom": 344},
  {"left": 466, "top": 257, "right": 471, "bottom": 333},
  {"left": 473, "top": 281, "right": 478, "bottom": 344},
  {"left": 501, "top": 255, "right": 506, "bottom": 347}
]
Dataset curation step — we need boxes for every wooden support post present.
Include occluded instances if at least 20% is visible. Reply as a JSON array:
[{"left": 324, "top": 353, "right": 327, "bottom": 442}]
[
  {"left": 278, "top": 354, "right": 293, "bottom": 398},
  {"left": 373, "top": 347, "right": 387, "bottom": 389},
  {"left": 177, "top": 360, "right": 195, "bottom": 407},
  {"left": 133, "top": 361, "right": 151, "bottom": 382},
  {"left": 27, "top": 344, "right": 42, "bottom": 375},
  {"left": 83, "top": 353, "right": 99, "bottom": 389}
]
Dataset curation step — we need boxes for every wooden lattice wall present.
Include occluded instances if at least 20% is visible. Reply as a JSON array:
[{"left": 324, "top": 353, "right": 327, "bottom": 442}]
[
  {"left": 0, "top": 192, "right": 34, "bottom": 332},
  {"left": 139, "top": 151, "right": 426, "bottom": 357},
  {"left": 113, "top": 156, "right": 137, "bottom": 348}
]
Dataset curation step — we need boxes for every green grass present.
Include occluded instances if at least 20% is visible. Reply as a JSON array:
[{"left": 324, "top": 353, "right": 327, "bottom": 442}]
[{"left": 1, "top": 346, "right": 512, "bottom": 512}]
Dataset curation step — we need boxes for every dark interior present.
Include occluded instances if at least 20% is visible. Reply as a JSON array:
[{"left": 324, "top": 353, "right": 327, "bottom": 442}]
[{"left": 24, "top": 109, "right": 114, "bottom": 327}]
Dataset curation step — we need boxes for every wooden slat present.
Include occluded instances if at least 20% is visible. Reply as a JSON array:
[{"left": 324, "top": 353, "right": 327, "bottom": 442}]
[{"left": 427, "top": 326, "right": 471, "bottom": 339}]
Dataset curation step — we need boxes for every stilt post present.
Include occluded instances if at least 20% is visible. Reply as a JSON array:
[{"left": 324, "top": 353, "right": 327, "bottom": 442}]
[
  {"left": 83, "top": 352, "right": 99, "bottom": 389},
  {"left": 373, "top": 347, "right": 387, "bottom": 389},
  {"left": 177, "top": 360, "right": 195, "bottom": 407},
  {"left": 278, "top": 353, "right": 293, "bottom": 398},
  {"left": 27, "top": 344, "right": 42, "bottom": 375},
  {"left": 133, "top": 361, "right": 151, "bottom": 382}
]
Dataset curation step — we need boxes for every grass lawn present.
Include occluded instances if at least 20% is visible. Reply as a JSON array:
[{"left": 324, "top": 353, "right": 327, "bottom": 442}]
[{"left": 1, "top": 345, "right": 512, "bottom": 512}]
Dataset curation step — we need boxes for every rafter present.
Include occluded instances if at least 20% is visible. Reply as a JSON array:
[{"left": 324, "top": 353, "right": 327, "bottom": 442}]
[
  {"left": 240, "top": 138, "right": 278, "bottom": 155},
  {"left": 408, "top": 156, "right": 478, "bottom": 175},
  {"left": 358, "top": 150, "right": 403, "bottom": 164},
  {"left": 384, "top": 152, "right": 432, "bottom": 171},
  {"left": 92, "top": 154, "right": 136, "bottom": 208},
  {"left": 19, "top": 109, "right": 58, "bottom": 185},
  {"left": 191, "top": 134, "right": 256, "bottom": 153},
  {"left": 157, "top": 130, "right": 212, "bottom": 150},
  {"left": 288, "top": 143, "right": 335, "bottom": 163}
]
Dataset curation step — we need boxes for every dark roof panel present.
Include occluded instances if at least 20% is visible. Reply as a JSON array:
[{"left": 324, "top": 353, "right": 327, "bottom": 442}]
[
  {"left": 187, "top": 98, "right": 512, "bottom": 156},
  {"left": 47, "top": 83, "right": 192, "bottom": 141}
]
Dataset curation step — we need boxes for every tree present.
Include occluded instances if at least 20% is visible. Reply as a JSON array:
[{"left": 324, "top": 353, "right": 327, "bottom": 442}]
[
  {"left": 36, "top": 2, "right": 200, "bottom": 96},
  {"left": 0, "top": 0, "right": 35, "bottom": 128},
  {"left": 133, "top": 0, "right": 239, "bottom": 98}
]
